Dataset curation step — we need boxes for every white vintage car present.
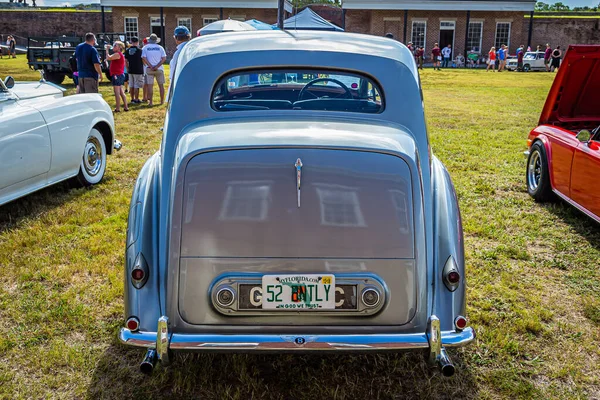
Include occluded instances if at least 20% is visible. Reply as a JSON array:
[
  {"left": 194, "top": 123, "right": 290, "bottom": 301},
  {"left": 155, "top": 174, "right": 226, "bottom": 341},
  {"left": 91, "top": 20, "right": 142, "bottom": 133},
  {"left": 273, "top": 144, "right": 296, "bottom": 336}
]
[
  {"left": 507, "top": 51, "right": 547, "bottom": 71},
  {"left": 0, "top": 75, "right": 119, "bottom": 206}
]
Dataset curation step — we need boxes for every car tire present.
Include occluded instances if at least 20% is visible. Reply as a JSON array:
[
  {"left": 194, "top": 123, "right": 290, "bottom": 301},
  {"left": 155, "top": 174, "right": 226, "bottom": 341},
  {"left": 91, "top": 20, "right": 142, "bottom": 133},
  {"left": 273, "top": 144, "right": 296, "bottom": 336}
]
[
  {"left": 46, "top": 72, "right": 65, "bottom": 85},
  {"left": 523, "top": 64, "right": 531, "bottom": 72},
  {"left": 526, "top": 141, "right": 554, "bottom": 202},
  {"left": 76, "top": 128, "right": 107, "bottom": 187}
]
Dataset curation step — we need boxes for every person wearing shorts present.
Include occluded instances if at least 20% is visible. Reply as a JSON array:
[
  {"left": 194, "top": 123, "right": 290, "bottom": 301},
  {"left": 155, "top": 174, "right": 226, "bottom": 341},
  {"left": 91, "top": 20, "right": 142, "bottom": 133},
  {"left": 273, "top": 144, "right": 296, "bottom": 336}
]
[
  {"left": 105, "top": 41, "right": 129, "bottom": 112},
  {"left": 125, "top": 37, "right": 144, "bottom": 103},
  {"left": 141, "top": 34, "right": 167, "bottom": 106},
  {"left": 487, "top": 47, "right": 496, "bottom": 72}
]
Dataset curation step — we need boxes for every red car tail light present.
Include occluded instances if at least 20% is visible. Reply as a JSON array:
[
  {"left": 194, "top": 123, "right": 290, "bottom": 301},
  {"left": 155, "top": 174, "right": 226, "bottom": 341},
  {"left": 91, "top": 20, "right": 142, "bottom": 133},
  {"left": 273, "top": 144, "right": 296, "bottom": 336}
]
[
  {"left": 131, "top": 253, "right": 149, "bottom": 289},
  {"left": 442, "top": 256, "right": 461, "bottom": 292},
  {"left": 454, "top": 316, "right": 467, "bottom": 331},
  {"left": 126, "top": 316, "right": 140, "bottom": 332}
]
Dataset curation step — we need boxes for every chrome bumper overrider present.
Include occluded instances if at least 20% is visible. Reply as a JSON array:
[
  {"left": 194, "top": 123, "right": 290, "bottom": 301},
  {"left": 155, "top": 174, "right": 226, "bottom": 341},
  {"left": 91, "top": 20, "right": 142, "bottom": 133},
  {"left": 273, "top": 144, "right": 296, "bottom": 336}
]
[
  {"left": 524, "top": 150, "right": 530, "bottom": 157},
  {"left": 119, "top": 327, "right": 475, "bottom": 352}
]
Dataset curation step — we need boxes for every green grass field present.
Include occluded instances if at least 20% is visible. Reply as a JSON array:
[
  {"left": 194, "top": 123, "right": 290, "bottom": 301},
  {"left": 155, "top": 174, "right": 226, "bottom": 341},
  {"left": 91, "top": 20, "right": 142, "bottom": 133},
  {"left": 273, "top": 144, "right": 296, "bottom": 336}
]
[{"left": 0, "top": 55, "right": 599, "bottom": 399}]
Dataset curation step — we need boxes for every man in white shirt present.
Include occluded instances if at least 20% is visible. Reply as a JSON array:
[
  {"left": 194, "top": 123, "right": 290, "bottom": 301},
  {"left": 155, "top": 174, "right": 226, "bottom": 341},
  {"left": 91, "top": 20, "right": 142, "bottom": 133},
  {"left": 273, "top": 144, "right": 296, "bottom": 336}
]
[
  {"left": 142, "top": 33, "right": 167, "bottom": 106},
  {"left": 441, "top": 44, "right": 452, "bottom": 68},
  {"left": 168, "top": 25, "right": 191, "bottom": 102}
]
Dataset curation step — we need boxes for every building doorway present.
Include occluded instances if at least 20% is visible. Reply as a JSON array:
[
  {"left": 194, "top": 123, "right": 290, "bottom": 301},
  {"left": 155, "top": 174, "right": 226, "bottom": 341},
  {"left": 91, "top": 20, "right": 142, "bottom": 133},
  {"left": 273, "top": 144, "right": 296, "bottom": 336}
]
[
  {"left": 439, "top": 21, "right": 455, "bottom": 56},
  {"left": 150, "top": 16, "right": 165, "bottom": 44}
]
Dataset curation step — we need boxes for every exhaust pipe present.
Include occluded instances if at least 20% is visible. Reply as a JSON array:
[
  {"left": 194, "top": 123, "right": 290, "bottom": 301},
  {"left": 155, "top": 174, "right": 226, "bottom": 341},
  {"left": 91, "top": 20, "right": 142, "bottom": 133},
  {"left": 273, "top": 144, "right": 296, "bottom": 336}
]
[
  {"left": 140, "top": 349, "right": 158, "bottom": 375},
  {"left": 437, "top": 348, "right": 455, "bottom": 377}
]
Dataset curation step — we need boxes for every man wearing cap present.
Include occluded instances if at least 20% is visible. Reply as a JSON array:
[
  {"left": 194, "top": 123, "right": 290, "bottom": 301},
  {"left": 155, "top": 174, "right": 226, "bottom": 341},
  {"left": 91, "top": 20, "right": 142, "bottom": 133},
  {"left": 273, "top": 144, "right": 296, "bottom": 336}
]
[
  {"left": 125, "top": 37, "right": 144, "bottom": 103},
  {"left": 168, "top": 26, "right": 192, "bottom": 100},
  {"left": 141, "top": 33, "right": 167, "bottom": 106}
]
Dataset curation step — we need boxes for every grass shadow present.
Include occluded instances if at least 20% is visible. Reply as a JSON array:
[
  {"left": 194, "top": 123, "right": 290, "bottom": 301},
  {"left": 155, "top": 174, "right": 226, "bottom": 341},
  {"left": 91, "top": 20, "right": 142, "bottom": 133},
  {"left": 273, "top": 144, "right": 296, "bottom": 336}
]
[
  {"left": 87, "top": 342, "right": 478, "bottom": 399},
  {"left": 544, "top": 199, "right": 600, "bottom": 251},
  {"left": 0, "top": 180, "right": 103, "bottom": 234}
]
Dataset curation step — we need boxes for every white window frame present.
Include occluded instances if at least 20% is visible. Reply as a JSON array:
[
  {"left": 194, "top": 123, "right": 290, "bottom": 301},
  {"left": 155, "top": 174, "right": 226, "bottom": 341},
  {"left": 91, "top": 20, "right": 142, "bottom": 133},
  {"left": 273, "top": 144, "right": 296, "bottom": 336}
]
[
  {"left": 467, "top": 21, "right": 483, "bottom": 53},
  {"left": 410, "top": 20, "right": 427, "bottom": 51},
  {"left": 495, "top": 21, "right": 511, "bottom": 51},
  {"left": 149, "top": 15, "right": 165, "bottom": 28},
  {"left": 202, "top": 15, "right": 219, "bottom": 26},
  {"left": 228, "top": 15, "right": 246, "bottom": 22},
  {"left": 124, "top": 16, "right": 138, "bottom": 42},
  {"left": 177, "top": 17, "right": 192, "bottom": 32},
  {"left": 439, "top": 20, "right": 455, "bottom": 30}
]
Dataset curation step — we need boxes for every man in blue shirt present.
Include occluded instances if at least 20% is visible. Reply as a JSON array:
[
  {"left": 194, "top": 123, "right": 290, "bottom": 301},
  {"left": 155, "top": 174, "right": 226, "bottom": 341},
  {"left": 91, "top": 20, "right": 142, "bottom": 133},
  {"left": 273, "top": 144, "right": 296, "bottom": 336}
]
[
  {"left": 497, "top": 44, "right": 506, "bottom": 72},
  {"left": 75, "top": 32, "right": 102, "bottom": 93}
]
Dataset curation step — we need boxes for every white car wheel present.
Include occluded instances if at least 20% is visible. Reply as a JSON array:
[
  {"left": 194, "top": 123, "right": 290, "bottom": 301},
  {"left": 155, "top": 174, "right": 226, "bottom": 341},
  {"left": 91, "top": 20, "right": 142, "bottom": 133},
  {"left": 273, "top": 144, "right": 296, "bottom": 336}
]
[{"left": 77, "top": 128, "right": 107, "bottom": 186}]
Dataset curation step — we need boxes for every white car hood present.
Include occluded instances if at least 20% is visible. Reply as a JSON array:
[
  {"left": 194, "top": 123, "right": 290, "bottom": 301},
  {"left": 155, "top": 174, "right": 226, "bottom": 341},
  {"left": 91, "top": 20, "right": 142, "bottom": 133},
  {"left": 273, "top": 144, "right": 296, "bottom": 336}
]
[{"left": 12, "top": 82, "right": 65, "bottom": 100}]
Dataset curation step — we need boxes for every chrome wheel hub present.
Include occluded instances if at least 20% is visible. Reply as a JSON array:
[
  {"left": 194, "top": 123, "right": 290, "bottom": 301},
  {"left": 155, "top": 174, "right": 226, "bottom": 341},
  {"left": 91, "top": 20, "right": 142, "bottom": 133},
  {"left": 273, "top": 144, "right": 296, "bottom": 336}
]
[
  {"left": 527, "top": 150, "right": 541, "bottom": 191},
  {"left": 84, "top": 137, "right": 103, "bottom": 177}
]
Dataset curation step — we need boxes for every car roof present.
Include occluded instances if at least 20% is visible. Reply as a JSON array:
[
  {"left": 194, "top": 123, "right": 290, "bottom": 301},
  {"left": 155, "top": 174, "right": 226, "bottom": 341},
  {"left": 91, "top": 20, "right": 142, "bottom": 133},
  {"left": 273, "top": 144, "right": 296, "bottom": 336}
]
[{"left": 178, "top": 30, "right": 415, "bottom": 76}]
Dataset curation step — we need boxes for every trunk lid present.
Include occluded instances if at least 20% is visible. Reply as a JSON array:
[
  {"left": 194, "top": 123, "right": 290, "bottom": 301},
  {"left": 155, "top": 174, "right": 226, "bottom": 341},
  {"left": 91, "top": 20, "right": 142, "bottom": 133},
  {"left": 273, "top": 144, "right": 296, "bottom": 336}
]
[{"left": 170, "top": 121, "right": 425, "bottom": 328}]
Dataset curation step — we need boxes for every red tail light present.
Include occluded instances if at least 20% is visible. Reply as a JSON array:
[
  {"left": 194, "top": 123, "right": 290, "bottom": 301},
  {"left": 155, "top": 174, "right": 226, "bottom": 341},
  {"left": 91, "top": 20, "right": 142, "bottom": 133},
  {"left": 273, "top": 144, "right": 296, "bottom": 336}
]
[
  {"left": 447, "top": 271, "right": 460, "bottom": 284},
  {"left": 131, "top": 268, "right": 145, "bottom": 281},
  {"left": 454, "top": 316, "right": 467, "bottom": 331},
  {"left": 126, "top": 316, "right": 140, "bottom": 331}
]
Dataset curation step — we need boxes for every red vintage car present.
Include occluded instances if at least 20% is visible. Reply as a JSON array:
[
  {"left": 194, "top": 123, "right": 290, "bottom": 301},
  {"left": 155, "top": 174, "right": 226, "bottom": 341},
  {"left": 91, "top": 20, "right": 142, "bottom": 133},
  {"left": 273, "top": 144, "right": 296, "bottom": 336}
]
[{"left": 525, "top": 45, "right": 600, "bottom": 223}]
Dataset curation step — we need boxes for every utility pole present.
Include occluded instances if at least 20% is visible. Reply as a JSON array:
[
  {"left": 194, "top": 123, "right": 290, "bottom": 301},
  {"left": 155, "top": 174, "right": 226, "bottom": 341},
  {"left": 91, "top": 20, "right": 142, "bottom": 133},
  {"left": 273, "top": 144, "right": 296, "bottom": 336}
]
[{"left": 277, "top": 0, "right": 285, "bottom": 29}]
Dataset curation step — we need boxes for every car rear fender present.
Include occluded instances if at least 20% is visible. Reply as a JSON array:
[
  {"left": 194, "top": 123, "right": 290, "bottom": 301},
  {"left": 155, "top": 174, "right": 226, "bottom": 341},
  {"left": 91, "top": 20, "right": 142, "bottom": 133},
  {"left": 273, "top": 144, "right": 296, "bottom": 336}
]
[
  {"left": 125, "top": 152, "right": 162, "bottom": 332},
  {"left": 431, "top": 156, "right": 466, "bottom": 331}
]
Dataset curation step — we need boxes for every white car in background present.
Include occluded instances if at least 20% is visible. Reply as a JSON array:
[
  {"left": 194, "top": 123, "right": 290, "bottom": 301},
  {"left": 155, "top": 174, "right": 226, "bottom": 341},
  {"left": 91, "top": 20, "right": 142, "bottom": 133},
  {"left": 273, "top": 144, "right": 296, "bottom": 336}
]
[
  {"left": 0, "top": 75, "right": 121, "bottom": 206},
  {"left": 507, "top": 51, "right": 547, "bottom": 71}
]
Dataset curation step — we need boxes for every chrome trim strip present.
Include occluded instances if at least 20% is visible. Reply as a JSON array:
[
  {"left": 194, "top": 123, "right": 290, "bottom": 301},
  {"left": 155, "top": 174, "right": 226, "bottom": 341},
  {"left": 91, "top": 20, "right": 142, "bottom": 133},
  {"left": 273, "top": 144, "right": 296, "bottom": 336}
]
[
  {"left": 119, "top": 327, "right": 475, "bottom": 351},
  {"left": 552, "top": 189, "right": 600, "bottom": 224}
]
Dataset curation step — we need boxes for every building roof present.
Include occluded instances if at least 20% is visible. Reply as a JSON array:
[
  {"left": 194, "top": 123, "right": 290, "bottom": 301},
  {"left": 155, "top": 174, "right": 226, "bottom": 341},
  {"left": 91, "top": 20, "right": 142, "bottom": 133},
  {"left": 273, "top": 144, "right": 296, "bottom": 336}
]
[
  {"left": 342, "top": 0, "right": 535, "bottom": 12},
  {"left": 100, "top": 0, "right": 292, "bottom": 10}
]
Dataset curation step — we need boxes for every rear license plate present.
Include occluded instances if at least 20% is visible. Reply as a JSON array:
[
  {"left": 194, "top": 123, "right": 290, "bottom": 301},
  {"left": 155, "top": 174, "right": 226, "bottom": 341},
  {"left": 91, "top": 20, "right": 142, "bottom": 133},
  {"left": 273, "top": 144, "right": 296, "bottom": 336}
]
[{"left": 261, "top": 274, "right": 335, "bottom": 310}]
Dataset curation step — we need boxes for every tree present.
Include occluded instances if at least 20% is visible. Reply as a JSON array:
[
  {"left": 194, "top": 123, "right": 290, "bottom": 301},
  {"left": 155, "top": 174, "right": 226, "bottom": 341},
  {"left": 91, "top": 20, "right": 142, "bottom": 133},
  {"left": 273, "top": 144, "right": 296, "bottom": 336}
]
[
  {"left": 535, "top": 2, "right": 550, "bottom": 11},
  {"left": 291, "top": 0, "right": 341, "bottom": 8}
]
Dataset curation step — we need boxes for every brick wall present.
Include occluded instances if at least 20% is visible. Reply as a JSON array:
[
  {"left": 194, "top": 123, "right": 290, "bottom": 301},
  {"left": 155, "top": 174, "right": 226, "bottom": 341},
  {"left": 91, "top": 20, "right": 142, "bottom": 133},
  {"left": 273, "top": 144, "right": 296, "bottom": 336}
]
[
  {"left": 0, "top": 11, "right": 112, "bottom": 42},
  {"left": 112, "top": 7, "right": 277, "bottom": 57},
  {"left": 531, "top": 17, "right": 600, "bottom": 50},
  {"left": 346, "top": 9, "right": 528, "bottom": 58}
]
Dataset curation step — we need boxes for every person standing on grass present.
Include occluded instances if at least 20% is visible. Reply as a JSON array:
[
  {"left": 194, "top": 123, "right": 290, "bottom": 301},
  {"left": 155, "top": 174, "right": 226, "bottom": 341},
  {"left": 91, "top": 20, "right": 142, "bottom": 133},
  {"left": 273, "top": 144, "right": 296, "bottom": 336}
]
[
  {"left": 69, "top": 52, "right": 80, "bottom": 94},
  {"left": 517, "top": 46, "right": 525, "bottom": 71},
  {"left": 168, "top": 26, "right": 191, "bottom": 102},
  {"left": 544, "top": 43, "right": 552, "bottom": 72},
  {"left": 551, "top": 45, "right": 562, "bottom": 72},
  {"left": 416, "top": 46, "right": 424, "bottom": 70},
  {"left": 431, "top": 43, "right": 441, "bottom": 70},
  {"left": 125, "top": 37, "right": 144, "bottom": 104},
  {"left": 441, "top": 44, "right": 451, "bottom": 68},
  {"left": 8, "top": 35, "right": 16, "bottom": 58},
  {"left": 486, "top": 47, "right": 496, "bottom": 71},
  {"left": 496, "top": 44, "right": 505, "bottom": 72},
  {"left": 75, "top": 32, "right": 102, "bottom": 94},
  {"left": 105, "top": 41, "right": 129, "bottom": 113},
  {"left": 142, "top": 33, "right": 167, "bottom": 106}
]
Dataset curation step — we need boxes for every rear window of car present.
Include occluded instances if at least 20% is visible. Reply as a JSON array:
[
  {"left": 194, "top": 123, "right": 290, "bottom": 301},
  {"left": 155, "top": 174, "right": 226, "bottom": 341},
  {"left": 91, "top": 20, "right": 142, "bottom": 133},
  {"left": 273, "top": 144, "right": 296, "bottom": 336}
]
[{"left": 212, "top": 69, "right": 383, "bottom": 113}]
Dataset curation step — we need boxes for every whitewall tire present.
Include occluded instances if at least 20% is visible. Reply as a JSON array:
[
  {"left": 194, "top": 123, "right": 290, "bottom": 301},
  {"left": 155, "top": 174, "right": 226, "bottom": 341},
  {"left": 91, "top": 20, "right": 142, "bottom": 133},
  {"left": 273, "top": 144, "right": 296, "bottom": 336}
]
[{"left": 77, "top": 128, "right": 107, "bottom": 187}]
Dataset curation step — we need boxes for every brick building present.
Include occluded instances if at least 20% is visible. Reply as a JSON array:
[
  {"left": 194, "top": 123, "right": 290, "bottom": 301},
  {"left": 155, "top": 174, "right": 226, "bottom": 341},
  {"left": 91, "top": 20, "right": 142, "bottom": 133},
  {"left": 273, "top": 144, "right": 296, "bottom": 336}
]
[
  {"left": 343, "top": 0, "right": 536, "bottom": 57},
  {"left": 100, "top": 0, "right": 292, "bottom": 56}
]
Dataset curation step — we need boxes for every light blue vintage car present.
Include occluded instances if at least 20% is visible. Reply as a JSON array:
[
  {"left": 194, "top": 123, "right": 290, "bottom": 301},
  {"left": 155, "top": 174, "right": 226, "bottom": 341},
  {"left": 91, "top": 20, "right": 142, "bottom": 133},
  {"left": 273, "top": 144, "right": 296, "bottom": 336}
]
[{"left": 120, "top": 30, "right": 474, "bottom": 376}]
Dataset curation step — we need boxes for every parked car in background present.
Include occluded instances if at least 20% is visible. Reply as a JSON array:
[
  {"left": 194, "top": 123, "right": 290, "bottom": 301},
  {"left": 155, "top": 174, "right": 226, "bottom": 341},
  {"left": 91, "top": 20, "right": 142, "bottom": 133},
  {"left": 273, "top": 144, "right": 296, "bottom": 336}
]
[
  {"left": 0, "top": 75, "right": 121, "bottom": 206},
  {"left": 525, "top": 45, "right": 600, "bottom": 222},
  {"left": 120, "top": 30, "right": 474, "bottom": 377},
  {"left": 507, "top": 51, "right": 546, "bottom": 71}
]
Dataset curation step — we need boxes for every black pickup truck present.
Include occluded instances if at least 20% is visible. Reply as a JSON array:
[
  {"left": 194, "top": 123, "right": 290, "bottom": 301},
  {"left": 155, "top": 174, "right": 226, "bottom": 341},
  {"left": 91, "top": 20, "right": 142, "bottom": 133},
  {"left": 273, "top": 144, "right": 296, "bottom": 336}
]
[{"left": 27, "top": 33, "right": 126, "bottom": 84}]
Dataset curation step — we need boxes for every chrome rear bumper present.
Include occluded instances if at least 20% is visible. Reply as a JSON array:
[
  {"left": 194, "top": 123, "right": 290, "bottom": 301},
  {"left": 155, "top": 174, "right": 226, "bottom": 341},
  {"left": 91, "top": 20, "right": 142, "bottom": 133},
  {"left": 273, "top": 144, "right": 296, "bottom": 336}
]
[{"left": 119, "top": 326, "right": 475, "bottom": 352}]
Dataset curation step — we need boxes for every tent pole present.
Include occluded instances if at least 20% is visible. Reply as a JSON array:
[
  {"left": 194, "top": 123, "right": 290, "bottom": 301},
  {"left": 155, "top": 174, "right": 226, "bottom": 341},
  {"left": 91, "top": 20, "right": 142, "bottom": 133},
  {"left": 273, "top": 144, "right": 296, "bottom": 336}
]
[{"left": 278, "top": 0, "right": 285, "bottom": 29}]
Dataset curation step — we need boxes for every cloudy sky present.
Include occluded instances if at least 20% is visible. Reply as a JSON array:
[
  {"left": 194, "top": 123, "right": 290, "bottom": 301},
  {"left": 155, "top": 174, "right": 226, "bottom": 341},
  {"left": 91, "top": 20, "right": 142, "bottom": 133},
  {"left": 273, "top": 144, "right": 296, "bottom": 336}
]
[{"left": 33, "top": 0, "right": 600, "bottom": 8}]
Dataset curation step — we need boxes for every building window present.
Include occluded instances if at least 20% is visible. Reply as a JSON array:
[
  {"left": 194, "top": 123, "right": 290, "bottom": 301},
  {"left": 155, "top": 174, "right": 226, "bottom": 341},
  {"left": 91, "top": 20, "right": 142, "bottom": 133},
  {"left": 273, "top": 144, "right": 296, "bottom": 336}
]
[
  {"left": 219, "top": 182, "right": 271, "bottom": 221},
  {"left": 467, "top": 21, "right": 483, "bottom": 53},
  {"left": 316, "top": 185, "right": 366, "bottom": 227},
  {"left": 150, "top": 16, "right": 166, "bottom": 42},
  {"left": 495, "top": 22, "right": 511, "bottom": 50},
  {"left": 411, "top": 21, "right": 426, "bottom": 50},
  {"left": 203, "top": 17, "right": 218, "bottom": 26},
  {"left": 177, "top": 17, "right": 192, "bottom": 32},
  {"left": 229, "top": 15, "right": 246, "bottom": 22},
  {"left": 440, "top": 21, "right": 455, "bottom": 29},
  {"left": 124, "top": 17, "right": 138, "bottom": 42}
]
